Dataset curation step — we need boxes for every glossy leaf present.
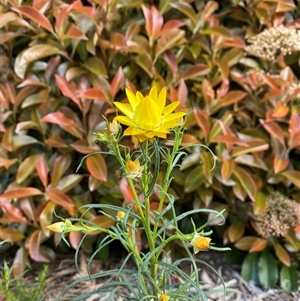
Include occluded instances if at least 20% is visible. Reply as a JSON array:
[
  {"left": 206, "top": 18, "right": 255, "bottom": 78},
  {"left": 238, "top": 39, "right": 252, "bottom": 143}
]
[
  {"left": 12, "top": 247, "right": 27, "bottom": 277},
  {"left": 258, "top": 249, "right": 279, "bottom": 289},
  {"left": 249, "top": 238, "right": 267, "bottom": 253},
  {"left": 273, "top": 155, "right": 289, "bottom": 174},
  {"left": 235, "top": 236, "right": 258, "bottom": 251},
  {"left": 39, "top": 201, "right": 55, "bottom": 236},
  {"left": 213, "top": 91, "right": 247, "bottom": 111},
  {"left": 221, "top": 158, "right": 235, "bottom": 182},
  {"left": 0, "top": 187, "right": 43, "bottom": 200},
  {"left": 41, "top": 111, "right": 78, "bottom": 126},
  {"left": 36, "top": 154, "right": 49, "bottom": 188},
  {"left": 201, "top": 1, "right": 219, "bottom": 21},
  {"left": 51, "top": 154, "right": 72, "bottom": 187},
  {"left": 12, "top": 6, "right": 53, "bottom": 32},
  {"left": 0, "top": 227, "right": 25, "bottom": 242},
  {"left": 184, "top": 166, "right": 205, "bottom": 193},
  {"left": 141, "top": 5, "right": 163, "bottom": 41},
  {"left": 280, "top": 265, "right": 299, "bottom": 293},
  {"left": 281, "top": 170, "right": 300, "bottom": 188},
  {"left": 241, "top": 252, "right": 260, "bottom": 283},
  {"left": 46, "top": 188, "right": 75, "bottom": 216},
  {"left": 231, "top": 139, "right": 269, "bottom": 157},
  {"left": 16, "top": 154, "right": 41, "bottom": 184},
  {"left": 79, "top": 87, "right": 111, "bottom": 105},
  {"left": 274, "top": 243, "right": 290, "bottom": 267},
  {"left": 15, "top": 45, "right": 64, "bottom": 79},
  {"left": 12, "top": 135, "right": 40, "bottom": 150},
  {"left": 110, "top": 67, "right": 125, "bottom": 98},
  {"left": 86, "top": 153, "right": 107, "bottom": 182},
  {"left": 227, "top": 221, "right": 245, "bottom": 243},
  {"left": 260, "top": 119, "right": 285, "bottom": 146},
  {"left": 181, "top": 64, "right": 210, "bottom": 80},
  {"left": 84, "top": 57, "right": 108, "bottom": 78},
  {"left": 120, "top": 177, "right": 135, "bottom": 203},
  {"left": 27, "top": 230, "right": 50, "bottom": 262},
  {"left": 233, "top": 166, "right": 257, "bottom": 202},
  {"left": 254, "top": 191, "right": 266, "bottom": 215}
]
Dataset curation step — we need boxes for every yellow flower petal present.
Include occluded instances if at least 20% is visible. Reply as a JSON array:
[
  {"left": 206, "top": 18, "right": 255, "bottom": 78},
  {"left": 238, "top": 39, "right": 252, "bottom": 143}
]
[{"left": 114, "top": 84, "right": 186, "bottom": 141}]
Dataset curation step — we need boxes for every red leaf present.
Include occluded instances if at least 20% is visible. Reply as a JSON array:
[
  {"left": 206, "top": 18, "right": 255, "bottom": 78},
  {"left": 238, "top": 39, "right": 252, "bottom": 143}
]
[
  {"left": 36, "top": 154, "right": 49, "bottom": 187},
  {"left": 212, "top": 134, "right": 248, "bottom": 146},
  {"left": 213, "top": 90, "right": 247, "bottom": 110},
  {"left": 201, "top": 1, "right": 219, "bottom": 21},
  {"left": 160, "top": 20, "right": 185, "bottom": 36},
  {"left": 249, "top": 238, "right": 267, "bottom": 253},
  {"left": 12, "top": 6, "right": 53, "bottom": 32},
  {"left": 86, "top": 153, "right": 107, "bottom": 181},
  {"left": 0, "top": 201, "right": 26, "bottom": 223},
  {"left": 79, "top": 87, "right": 111, "bottom": 105},
  {"left": 61, "top": 24, "right": 88, "bottom": 40},
  {"left": 260, "top": 119, "right": 285, "bottom": 146},
  {"left": 51, "top": 154, "right": 72, "bottom": 187},
  {"left": 141, "top": 5, "right": 163, "bottom": 41},
  {"left": 27, "top": 230, "right": 49, "bottom": 262},
  {"left": 0, "top": 187, "right": 43, "bottom": 200},
  {"left": 181, "top": 64, "right": 210, "bottom": 80},
  {"left": 194, "top": 109, "right": 210, "bottom": 139},
  {"left": 55, "top": 75, "right": 81, "bottom": 108},
  {"left": 110, "top": 67, "right": 125, "bottom": 98},
  {"left": 119, "top": 177, "right": 135, "bottom": 203},
  {"left": 46, "top": 188, "right": 75, "bottom": 216},
  {"left": 273, "top": 155, "right": 289, "bottom": 174},
  {"left": 41, "top": 111, "right": 77, "bottom": 126}
]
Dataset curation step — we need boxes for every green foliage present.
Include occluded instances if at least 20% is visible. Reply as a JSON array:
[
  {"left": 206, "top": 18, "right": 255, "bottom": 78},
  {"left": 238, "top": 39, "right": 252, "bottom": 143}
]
[
  {"left": 0, "top": 261, "right": 48, "bottom": 301},
  {"left": 0, "top": 0, "right": 299, "bottom": 292}
]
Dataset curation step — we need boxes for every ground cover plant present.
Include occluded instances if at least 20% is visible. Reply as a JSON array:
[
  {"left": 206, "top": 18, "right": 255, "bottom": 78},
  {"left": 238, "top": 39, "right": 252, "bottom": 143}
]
[{"left": 0, "top": 0, "right": 300, "bottom": 295}]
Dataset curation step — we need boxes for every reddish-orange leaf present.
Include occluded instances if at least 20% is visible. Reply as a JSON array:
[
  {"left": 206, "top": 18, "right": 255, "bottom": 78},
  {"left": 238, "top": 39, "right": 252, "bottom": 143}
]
[
  {"left": 231, "top": 139, "right": 269, "bottom": 157},
  {"left": 45, "top": 134, "right": 68, "bottom": 148},
  {"left": 274, "top": 243, "right": 291, "bottom": 266},
  {"left": 181, "top": 64, "right": 210, "bottom": 80},
  {"left": 0, "top": 187, "right": 43, "bottom": 200},
  {"left": 212, "top": 134, "right": 248, "bottom": 146},
  {"left": 273, "top": 155, "right": 289, "bottom": 174},
  {"left": 79, "top": 87, "right": 111, "bottom": 105},
  {"left": 27, "top": 230, "right": 50, "bottom": 262},
  {"left": 70, "top": 140, "right": 100, "bottom": 154},
  {"left": 51, "top": 154, "right": 72, "bottom": 187},
  {"left": 0, "top": 227, "right": 25, "bottom": 242},
  {"left": 41, "top": 112, "right": 77, "bottom": 126},
  {"left": 141, "top": 5, "right": 163, "bottom": 41},
  {"left": 119, "top": 177, "right": 135, "bottom": 203},
  {"left": 1, "top": 124, "right": 14, "bottom": 151},
  {"left": 36, "top": 154, "right": 49, "bottom": 187},
  {"left": 20, "top": 198, "right": 36, "bottom": 222},
  {"left": 288, "top": 112, "right": 300, "bottom": 148},
  {"left": 55, "top": 75, "right": 81, "bottom": 108},
  {"left": 110, "top": 67, "right": 125, "bottom": 98},
  {"left": 160, "top": 19, "right": 185, "bottom": 36},
  {"left": 260, "top": 119, "right": 285, "bottom": 146},
  {"left": 12, "top": 6, "right": 53, "bottom": 32},
  {"left": 55, "top": 6, "right": 70, "bottom": 33},
  {"left": 61, "top": 24, "right": 88, "bottom": 40},
  {"left": 221, "top": 158, "right": 235, "bottom": 182},
  {"left": 0, "top": 201, "right": 26, "bottom": 223},
  {"left": 249, "top": 238, "right": 267, "bottom": 253},
  {"left": 214, "top": 90, "right": 247, "bottom": 110},
  {"left": 295, "top": 225, "right": 300, "bottom": 233},
  {"left": 276, "top": 0, "right": 296, "bottom": 12},
  {"left": 194, "top": 109, "right": 210, "bottom": 139},
  {"left": 234, "top": 236, "right": 257, "bottom": 251},
  {"left": 46, "top": 188, "right": 75, "bottom": 216},
  {"left": 272, "top": 100, "right": 289, "bottom": 118},
  {"left": 86, "top": 153, "right": 107, "bottom": 182},
  {"left": 88, "top": 175, "right": 102, "bottom": 192},
  {"left": 71, "top": 1, "right": 97, "bottom": 20}
]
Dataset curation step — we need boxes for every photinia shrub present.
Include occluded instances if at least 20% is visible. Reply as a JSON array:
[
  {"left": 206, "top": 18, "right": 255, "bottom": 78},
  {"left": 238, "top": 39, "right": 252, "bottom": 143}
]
[{"left": 0, "top": 0, "right": 299, "bottom": 290}]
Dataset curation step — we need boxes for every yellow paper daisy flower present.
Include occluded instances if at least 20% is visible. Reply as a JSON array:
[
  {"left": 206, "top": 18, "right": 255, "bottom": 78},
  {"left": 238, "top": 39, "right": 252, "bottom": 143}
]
[
  {"left": 114, "top": 84, "right": 186, "bottom": 142},
  {"left": 191, "top": 233, "right": 211, "bottom": 254}
]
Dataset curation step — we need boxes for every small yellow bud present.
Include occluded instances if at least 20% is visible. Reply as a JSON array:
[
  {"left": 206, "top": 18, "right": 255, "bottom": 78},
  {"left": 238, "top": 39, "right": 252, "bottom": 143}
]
[
  {"left": 191, "top": 234, "right": 211, "bottom": 254},
  {"left": 46, "top": 222, "right": 65, "bottom": 233},
  {"left": 116, "top": 210, "right": 126, "bottom": 221},
  {"left": 109, "top": 119, "right": 119, "bottom": 135},
  {"left": 125, "top": 158, "right": 144, "bottom": 179},
  {"left": 159, "top": 293, "right": 170, "bottom": 301}
]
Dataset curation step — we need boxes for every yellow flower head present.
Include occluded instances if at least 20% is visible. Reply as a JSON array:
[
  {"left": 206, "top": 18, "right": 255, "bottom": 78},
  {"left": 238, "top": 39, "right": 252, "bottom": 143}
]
[
  {"left": 114, "top": 84, "right": 186, "bottom": 142},
  {"left": 159, "top": 293, "right": 170, "bottom": 301},
  {"left": 191, "top": 233, "right": 211, "bottom": 254},
  {"left": 125, "top": 158, "right": 144, "bottom": 179},
  {"left": 116, "top": 210, "right": 126, "bottom": 221}
]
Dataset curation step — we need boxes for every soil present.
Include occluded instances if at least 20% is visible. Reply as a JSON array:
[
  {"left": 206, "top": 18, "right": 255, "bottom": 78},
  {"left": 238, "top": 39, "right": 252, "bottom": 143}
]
[{"left": 8, "top": 250, "right": 300, "bottom": 301}]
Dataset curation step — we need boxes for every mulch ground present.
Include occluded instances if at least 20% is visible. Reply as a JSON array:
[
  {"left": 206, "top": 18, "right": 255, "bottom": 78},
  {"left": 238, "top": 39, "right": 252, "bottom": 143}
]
[{"left": 11, "top": 251, "right": 299, "bottom": 301}]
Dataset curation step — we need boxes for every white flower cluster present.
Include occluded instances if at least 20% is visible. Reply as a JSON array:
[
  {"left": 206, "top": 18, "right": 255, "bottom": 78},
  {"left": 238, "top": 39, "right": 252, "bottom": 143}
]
[{"left": 246, "top": 25, "right": 300, "bottom": 61}]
